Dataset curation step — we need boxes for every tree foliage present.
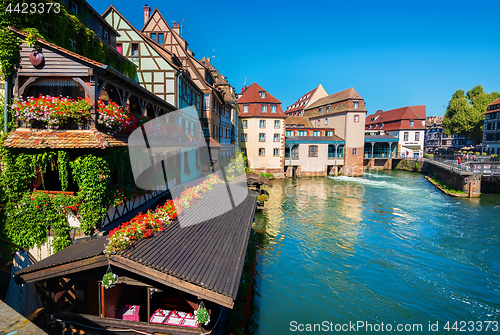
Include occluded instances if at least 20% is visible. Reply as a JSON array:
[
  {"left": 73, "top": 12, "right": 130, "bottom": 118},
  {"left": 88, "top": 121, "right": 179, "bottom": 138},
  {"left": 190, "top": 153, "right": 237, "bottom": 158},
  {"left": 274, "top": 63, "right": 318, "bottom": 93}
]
[{"left": 443, "top": 85, "right": 500, "bottom": 144}]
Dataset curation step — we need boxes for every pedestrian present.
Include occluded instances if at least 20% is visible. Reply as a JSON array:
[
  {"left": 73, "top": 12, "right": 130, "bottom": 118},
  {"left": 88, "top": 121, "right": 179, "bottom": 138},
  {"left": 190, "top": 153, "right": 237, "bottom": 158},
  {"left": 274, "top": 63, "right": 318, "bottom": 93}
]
[{"left": 473, "top": 155, "right": 476, "bottom": 161}]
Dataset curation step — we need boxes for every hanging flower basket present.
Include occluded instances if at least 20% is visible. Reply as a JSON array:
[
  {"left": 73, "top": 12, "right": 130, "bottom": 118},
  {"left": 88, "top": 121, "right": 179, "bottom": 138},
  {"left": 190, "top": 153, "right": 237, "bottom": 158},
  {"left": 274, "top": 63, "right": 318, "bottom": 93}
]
[
  {"left": 102, "top": 272, "right": 118, "bottom": 289},
  {"left": 194, "top": 303, "right": 210, "bottom": 326}
]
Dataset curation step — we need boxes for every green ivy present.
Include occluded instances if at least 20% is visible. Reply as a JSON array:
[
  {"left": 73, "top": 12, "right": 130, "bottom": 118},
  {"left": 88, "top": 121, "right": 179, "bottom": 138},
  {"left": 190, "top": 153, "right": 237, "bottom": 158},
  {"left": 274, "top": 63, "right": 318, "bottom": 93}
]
[
  {"left": 57, "top": 151, "right": 70, "bottom": 191},
  {"left": 70, "top": 155, "right": 110, "bottom": 235}
]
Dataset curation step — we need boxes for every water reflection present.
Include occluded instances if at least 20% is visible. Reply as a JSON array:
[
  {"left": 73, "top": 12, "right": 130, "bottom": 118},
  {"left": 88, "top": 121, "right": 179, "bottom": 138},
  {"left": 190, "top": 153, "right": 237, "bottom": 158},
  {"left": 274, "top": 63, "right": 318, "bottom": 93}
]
[{"left": 252, "top": 171, "right": 500, "bottom": 334}]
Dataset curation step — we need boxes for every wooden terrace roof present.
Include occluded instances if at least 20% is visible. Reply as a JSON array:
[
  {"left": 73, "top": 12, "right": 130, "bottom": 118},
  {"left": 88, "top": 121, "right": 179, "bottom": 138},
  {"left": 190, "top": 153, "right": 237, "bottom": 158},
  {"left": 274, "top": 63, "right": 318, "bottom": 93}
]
[{"left": 16, "top": 185, "right": 258, "bottom": 308}]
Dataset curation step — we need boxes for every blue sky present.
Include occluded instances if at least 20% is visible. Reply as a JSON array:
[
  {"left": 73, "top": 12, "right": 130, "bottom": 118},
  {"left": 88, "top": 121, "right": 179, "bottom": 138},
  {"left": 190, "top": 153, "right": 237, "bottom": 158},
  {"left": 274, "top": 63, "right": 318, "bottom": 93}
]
[{"left": 89, "top": 0, "right": 500, "bottom": 116}]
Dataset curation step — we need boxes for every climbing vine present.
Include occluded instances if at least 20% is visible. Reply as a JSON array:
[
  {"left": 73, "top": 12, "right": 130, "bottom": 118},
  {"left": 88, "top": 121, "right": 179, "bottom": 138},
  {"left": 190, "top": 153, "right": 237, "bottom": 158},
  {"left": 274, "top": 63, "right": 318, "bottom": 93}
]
[
  {"left": 57, "top": 151, "right": 70, "bottom": 191},
  {"left": 70, "top": 155, "right": 110, "bottom": 235}
]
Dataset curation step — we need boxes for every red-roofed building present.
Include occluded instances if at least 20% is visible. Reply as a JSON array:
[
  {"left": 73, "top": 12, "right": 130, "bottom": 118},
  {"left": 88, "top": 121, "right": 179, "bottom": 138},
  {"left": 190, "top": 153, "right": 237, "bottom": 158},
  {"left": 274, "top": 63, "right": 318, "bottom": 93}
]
[
  {"left": 284, "top": 84, "right": 329, "bottom": 116},
  {"left": 238, "top": 83, "right": 286, "bottom": 177},
  {"left": 302, "top": 87, "right": 367, "bottom": 176},
  {"left": 365, "top": 106, "right": 426, "bottom": 158},
  {"left": 483, "top": 97, "right": 500, "bottom": 155}
]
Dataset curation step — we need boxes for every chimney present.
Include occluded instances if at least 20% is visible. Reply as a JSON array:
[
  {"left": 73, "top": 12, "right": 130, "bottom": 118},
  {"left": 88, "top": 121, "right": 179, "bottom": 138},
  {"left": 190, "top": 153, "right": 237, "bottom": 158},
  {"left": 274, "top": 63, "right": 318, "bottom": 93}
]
[
  {"left": 173, "top": 22, "right": 180, "bottom": 35},
  {"left": 143, "top": 4, "right": 151, "bottom": 26}
]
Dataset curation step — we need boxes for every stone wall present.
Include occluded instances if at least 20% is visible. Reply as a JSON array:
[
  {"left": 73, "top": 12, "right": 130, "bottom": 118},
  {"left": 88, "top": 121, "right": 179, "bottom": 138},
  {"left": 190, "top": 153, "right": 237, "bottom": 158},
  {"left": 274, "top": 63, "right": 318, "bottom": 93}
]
[{"left": 343, "top": 147, "right": 364, "bottom": 176}]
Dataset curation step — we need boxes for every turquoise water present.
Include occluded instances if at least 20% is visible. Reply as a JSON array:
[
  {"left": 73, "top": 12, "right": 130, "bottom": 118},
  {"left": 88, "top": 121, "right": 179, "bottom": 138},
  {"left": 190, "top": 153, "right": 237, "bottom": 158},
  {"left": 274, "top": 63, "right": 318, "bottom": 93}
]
[{"left": 252, "top": 170, "right": 500, "bottom": 334}]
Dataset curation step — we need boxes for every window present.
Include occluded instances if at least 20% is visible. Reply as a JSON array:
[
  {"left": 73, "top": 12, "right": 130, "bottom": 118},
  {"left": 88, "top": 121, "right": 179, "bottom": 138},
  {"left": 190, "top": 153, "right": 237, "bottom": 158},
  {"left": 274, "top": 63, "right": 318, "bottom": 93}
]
[
  {"left": 319, "top": 108, "right": 322, "bottom": 115},
  {"left": 325, "top": 118, "right": 328, "bottom": 125},
  {"left": 273, "top": 148, "right": 279, "bottom": 156},
  {"left": 286, "top": 130, "right": 294, "bottom": 136},
  {"left": 274, "top": 133, "right": 280, "bottom": 142},
  {"left": 271, "top": 105, "right": 277, "bottom": 113},
  {"left": 298, "top": 130, "right": 307, "bottom": 136},
  {"left": 260, "top": 92, "right": 265, "bottom": 98},
  {"left": 354, "top": 115, "right": 359, "bottom": 122},
  {"left": 415, "top": 132, "right": 420, "bottom": 141},
  {"left": 313, "top": 131, "right": 320, "bottom": 137},
  {"left": 259, "top": 133, "right": 266, "bottom": 142},
  {"left": 380, "top": 123, "right": 384, "bottom": 128},
  {"left": 259, "top": 120, "right": 266, "bottom": 128},
  {"left": 326, "top": 131, "right": 333, "bottom": 137},
  {"left": 317, "top": 120, "right": 320, "bottom": 126},
  {"left": 242, "top": 120, "right": 247, "bottom": 128},
  {"left": 243, "top": 105, "right": 249, "bottom": 113},
  {"left": 70, "top": 1, "right": 78, "bottom": 14},
  {"left": 326, "top": 107, "right": 330, "bottom": 113},
  {"left": 274, "top": 120, "right": 280, "bottom": 128},
  {"left": 353, "top": 101, "right": 359, "bottom": 109},
  {"left": 184, "top": 151, "right": 190, "bottom": 174},
  {"left": 98, "top": 26, "right": 103, "bottom": 38},
  {"left": 241, "top": 133, "right": 247, "bottom": 142},
  {"left": 259, "top": 148, "right": 265, "bottom": 156},
  {"left": 132, "top": 43, "right": 139, "bottom": 57},
  {"left": 308, "top": 145, "right": 318, "bottom": 157},
  {"left": 117, "top": 43, "right": 123, "bottom": 55},
  {"left": 352, "top": 148, "right": 358, "bottom": 155},
  {"left": 104, "top": 31, "right": 109, "bottom": 43},
  {"left": 151, "top": 33, "right": 157, "bottom": 42},
  {"left": 404, "top": 132, "right": 409, "bottom": 141},
  {"left": 410, "top": 120, "right": 414, "bottom": 127},
  {"left": 262, "top": 105, "right": 268, "bottom": 113},
  {"left": 158, "top": 33, "right": 164, "bottom": 44}
]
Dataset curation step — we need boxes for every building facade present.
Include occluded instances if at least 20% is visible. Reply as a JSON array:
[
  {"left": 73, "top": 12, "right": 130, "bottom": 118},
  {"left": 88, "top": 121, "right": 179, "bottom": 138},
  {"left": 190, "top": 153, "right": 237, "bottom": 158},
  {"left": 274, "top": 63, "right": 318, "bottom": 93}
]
[
  {"left": 303, "top": 87, "right": 367, "bottom": 176},
  {"left": 484, "top": 97, "right": 500, "bottom": 155},
  {"left": 238, "top": 83, "right": 286, "bottom": 177},
  {"left": 365, "top": 106, "right": 426, "bottom": 158}
]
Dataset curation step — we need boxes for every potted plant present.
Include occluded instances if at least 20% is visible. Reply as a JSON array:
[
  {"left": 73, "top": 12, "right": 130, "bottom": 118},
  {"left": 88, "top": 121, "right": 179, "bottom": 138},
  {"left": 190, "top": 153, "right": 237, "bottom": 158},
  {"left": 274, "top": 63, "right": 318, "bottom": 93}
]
[
  {"left": 194, "top": 304, "right": 210, "bottom": 326},
  {"left": 102, "top": 272, "right": 118, "bottom": 289}
]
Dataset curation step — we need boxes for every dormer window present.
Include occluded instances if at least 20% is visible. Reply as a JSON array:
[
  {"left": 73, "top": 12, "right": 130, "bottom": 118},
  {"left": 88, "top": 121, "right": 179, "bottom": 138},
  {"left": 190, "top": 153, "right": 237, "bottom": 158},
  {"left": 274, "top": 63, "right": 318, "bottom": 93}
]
[
  {"left": 151, "top": 33, "right": 157, "bottom": 42},
  {"left": 318, "top": 108, "right": 322, "bottom": 115},
  {"left": 354, "top": 101, "right": 359, "bottom": 109},
  {"left": 260, "top": 92, "right": 265, "bottom": 99},
  {"left": 410, "top": 120, "right": 414, "bottom": 127},
  {"left": 271, "top": 105, "right": 277, "bottom": 113},
  {"left": 380, "top": 123, "right": 384, "bottom": 128},
  {"left": 262, "top": 105, "right": 268, "bottom": 113}
]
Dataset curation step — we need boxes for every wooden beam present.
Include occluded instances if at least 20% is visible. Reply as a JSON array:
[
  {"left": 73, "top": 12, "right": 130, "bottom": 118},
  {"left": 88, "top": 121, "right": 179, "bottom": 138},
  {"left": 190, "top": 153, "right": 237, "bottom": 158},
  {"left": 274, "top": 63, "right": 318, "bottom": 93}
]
[
  {"left": 109, "top": 256, "right": 234, "bottom": 308},
  {"left": 18, "top": 76, "right": 38, "bottom": 96},
  {"left": 19, "top": 255, "right": 108, "bottom": 283},
  {"left": 72, "top": 77, "right": 91, "bottom": 97}
]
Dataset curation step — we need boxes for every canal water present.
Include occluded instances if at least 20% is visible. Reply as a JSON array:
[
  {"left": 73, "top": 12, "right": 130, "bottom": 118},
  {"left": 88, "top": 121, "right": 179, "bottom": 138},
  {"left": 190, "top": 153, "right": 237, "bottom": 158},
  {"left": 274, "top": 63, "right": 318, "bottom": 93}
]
[{"left": 251, "top": 170, "right": 500, "bottom": 334}]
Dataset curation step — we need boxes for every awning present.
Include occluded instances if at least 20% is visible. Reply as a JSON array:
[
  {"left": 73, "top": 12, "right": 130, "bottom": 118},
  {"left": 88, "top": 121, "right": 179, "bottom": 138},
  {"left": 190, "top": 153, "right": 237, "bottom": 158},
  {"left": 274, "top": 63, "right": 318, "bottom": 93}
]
[{"left": 402, "top": 145, "right": 422, "bottom": 151}]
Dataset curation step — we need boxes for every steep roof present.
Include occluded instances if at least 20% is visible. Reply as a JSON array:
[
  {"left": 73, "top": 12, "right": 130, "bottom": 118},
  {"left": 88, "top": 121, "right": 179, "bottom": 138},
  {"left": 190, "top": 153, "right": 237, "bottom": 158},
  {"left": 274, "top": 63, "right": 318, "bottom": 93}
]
[
  {"left": 486, "top": 97, "right": 500, "bottom": 114},
  {"left": 2, "top": 128, "right": 128, "bottom": 149},
  {"left": 237, "top": 83, "right": 281, "bottom": 104},
  {"left": 365, "top": 105, "right": 426, "bottom": 131},
  {"left": 285, "top": 86, "right": 319, "bottom": 114},
  {"left": 237, "top": 83, "right": 285, "bottom": 118},
  {"left": 307, "top": 87, "right": 363, "bottom": 110}
]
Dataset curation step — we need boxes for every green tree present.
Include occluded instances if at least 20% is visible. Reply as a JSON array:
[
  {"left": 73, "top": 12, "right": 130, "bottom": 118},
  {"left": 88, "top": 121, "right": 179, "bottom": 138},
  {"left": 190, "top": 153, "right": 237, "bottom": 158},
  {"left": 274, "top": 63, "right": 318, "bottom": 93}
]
[{"left": 443, "top": 85, "right": 500, "bottom": 144}]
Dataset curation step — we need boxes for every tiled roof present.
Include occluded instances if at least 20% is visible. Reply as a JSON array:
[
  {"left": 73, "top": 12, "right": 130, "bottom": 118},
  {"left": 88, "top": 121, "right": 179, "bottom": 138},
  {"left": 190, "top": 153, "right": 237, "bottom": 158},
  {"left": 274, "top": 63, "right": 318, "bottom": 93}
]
[
  {"left": 238, "top": 83, "right": 286, "bottom": 118},
  {"left": 285, "top": 87, "right": 318, "bottom": 114},
  {"left": 307, "top": 87, "right": 363, "bottom": 110},
  {"left": 237, "top": 83, "right": 281, "bottom": 104},
  {"left": 486, "top": 97, "right": 500, "bottom": 114},
  {"left": 284, "top": 116, "right": 312, "bottom": 128},
  {"left": 425, "top": 116, "right": 444, "bottom": 127},
  {"left": 365, "top": 105, "right": 426, "bottom": 131},
  {"left": 2, "top": 128, "right": 128, "bottom": 149},
  {"left": 488, "top": 97, "right": 500, "bottom": 106}
]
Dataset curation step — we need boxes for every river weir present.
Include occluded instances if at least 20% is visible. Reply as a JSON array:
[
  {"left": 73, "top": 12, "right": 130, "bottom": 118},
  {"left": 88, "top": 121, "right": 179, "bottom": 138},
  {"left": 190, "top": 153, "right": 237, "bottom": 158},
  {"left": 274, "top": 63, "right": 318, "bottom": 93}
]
[{"left": 252, "top": 170, "right": 500, "bottom": 334}]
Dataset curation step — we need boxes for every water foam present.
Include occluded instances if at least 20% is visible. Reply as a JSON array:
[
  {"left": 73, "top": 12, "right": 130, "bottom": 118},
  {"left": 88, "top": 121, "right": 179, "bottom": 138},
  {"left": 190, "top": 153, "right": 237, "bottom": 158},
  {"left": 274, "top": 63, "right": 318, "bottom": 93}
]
[{"left": 328, "top": 175, "right": 408, "bottom": 190}]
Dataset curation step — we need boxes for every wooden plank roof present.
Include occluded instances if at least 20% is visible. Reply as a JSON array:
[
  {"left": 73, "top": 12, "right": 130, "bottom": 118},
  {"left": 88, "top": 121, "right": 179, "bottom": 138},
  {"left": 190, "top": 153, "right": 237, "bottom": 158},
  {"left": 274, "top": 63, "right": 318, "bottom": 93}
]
[{"left": 16, "top": 186, "right": 258, "bottom": 308}]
